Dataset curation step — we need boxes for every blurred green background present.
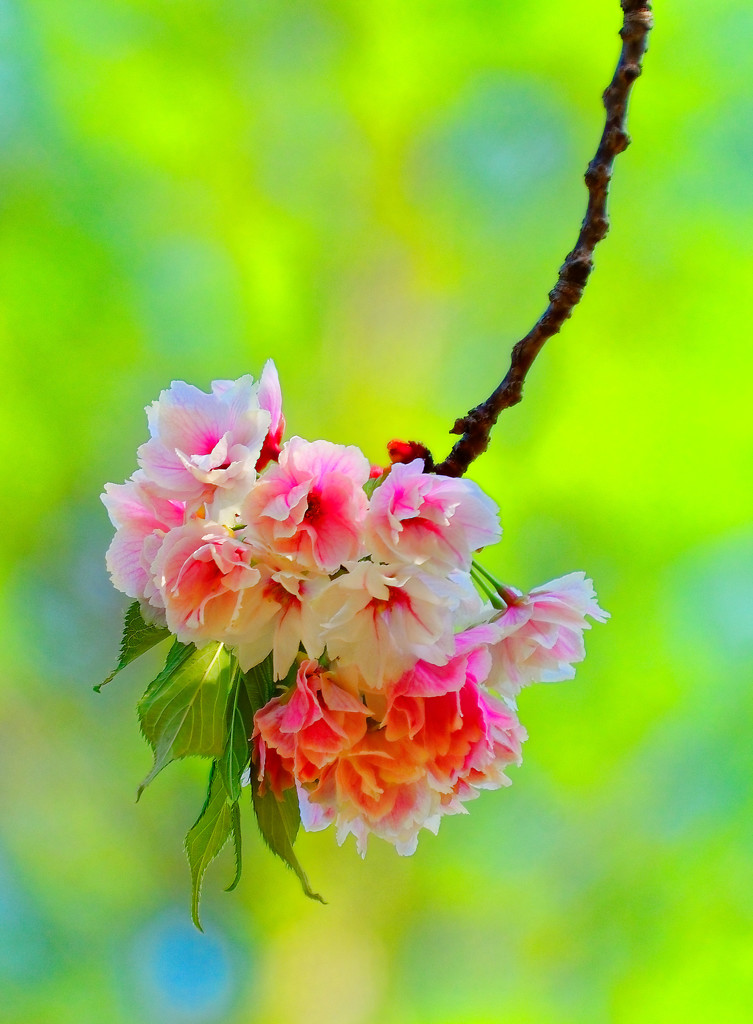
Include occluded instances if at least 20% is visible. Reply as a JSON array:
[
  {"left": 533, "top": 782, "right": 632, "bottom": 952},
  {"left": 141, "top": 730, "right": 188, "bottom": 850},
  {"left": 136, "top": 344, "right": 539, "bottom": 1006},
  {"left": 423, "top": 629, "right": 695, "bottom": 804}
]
[{"left": 2, "top": 0, "right": 752, "bottom": 1021}]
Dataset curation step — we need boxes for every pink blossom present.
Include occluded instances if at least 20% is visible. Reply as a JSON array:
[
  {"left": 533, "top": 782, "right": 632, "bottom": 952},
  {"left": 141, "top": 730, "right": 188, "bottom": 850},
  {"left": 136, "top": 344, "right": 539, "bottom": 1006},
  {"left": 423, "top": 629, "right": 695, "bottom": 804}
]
[
  {"left": 306, "top": 729, "right": 440, "bottom": 856},
  {"left": 293, "top": 671, "right": 525, "bottom": 856},
  {"left": 256, "top": 360, "right": 286, "bottom": 471},
  {"left": 297, "top": 784, "right": 336, "bottom": 833},
  {"left": 309, "top": 561, "right": 458, "bottom": 689},
  {"left": 457, "top": 685, "right": 526, "bottom": 794},
  {"left": 253, "top": 740, "right": 293, "bottom": 805},
  {"left": 234, "top": 566, "right": 326, "bottom": 679},
  {"left": 384, "top": 646, "right": 526, "bottom": 799},
  {"left": 300, "top": 655, "right": 525, "bottom": 856},
  {"left": 147, "top": 520, "right": 261, "bottom": 645},
  {"left": 137, "top": 375, "right": 271, "bottom": 508},
  {"left": 366, "top": 459, "right": 501, "bottom": 572},
  {"left": 253, "top": 660, "right": 370, "bottom": 798},
  {"left": 241, "top": 437, "right": 370, "bottom": 574},
  {"left": 102, "top": 473, "right": 186, "bottom": 602},
  {"left": 462, "top": 571, "right": 609, "bottom": 697}
]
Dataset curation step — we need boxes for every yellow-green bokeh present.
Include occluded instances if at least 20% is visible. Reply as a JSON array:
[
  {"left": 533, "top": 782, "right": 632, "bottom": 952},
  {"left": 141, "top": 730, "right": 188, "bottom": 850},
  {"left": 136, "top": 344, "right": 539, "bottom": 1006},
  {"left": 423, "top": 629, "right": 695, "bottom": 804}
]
[{"left": 1, "top": 1, "right": 752, "bottom": 1022}]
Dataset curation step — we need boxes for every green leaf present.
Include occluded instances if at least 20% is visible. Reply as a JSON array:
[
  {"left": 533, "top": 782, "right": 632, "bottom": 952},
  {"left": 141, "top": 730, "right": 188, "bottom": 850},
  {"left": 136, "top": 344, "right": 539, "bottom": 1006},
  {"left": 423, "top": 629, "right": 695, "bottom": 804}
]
[
  {"left": 251, "top": 775, "right": 325, "bottom": 904},
  {"left": 240, "top": 654, "right": 324, "bottom": 902},
  {"left": 95, "top": 601, "right": 170, "bottom": 691},
  {"left": 137, "top": 640, "right": 234, "bottom": 797},
  {"left": 242, "top": 654, "right": 276, "bottom": 713},
  {"left": 185, "top": 764, "right": 241, "bottom": 931},
  {"left": 217, "top": 660, "right": 253, "bottom": 804},
  {"left": 363, "top": 469, "right": 388, "bottom": 498}
]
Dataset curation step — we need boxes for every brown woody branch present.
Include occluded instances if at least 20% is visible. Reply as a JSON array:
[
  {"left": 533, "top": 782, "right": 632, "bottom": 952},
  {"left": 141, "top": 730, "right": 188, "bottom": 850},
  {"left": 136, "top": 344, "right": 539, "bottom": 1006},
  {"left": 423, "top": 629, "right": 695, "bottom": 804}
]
[{"left": 433, "top": 1, "right": 653, "bottom": 478}]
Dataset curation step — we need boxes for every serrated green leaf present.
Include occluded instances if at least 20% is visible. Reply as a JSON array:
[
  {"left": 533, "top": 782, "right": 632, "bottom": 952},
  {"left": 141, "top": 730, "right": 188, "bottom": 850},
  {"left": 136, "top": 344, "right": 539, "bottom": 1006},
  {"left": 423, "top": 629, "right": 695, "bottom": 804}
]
[
  {"left": 224, "top": 808, "right": 243, "bottom": 895},
  {"left": 95, "top": 601, "right": 170, "bottom": 691},
  {"left": 216, "top": 660, "right": 253, "bottom": 804},
  {"left": 251, "top": 776, "right": 325, "bottom": 904},
  {"left": 242, "top": 654, "right": 276, "bottom": 713},
  {"left": 137, "top": 640, "right": 234, "bottom": 797},
  {"left": 239, "top": 653, "right": 324, "bottom": 902},
  {"left": 185, "top": 764, "right": 241, "bottom": 930}
]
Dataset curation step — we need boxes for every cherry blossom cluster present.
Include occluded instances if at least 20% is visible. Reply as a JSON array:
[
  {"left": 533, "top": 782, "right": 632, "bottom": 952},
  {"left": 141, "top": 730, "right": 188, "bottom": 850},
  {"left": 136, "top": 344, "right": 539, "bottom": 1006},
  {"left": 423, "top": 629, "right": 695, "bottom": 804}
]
[{"left": 102, "top": 362, "right": 607, "bottom": 856}]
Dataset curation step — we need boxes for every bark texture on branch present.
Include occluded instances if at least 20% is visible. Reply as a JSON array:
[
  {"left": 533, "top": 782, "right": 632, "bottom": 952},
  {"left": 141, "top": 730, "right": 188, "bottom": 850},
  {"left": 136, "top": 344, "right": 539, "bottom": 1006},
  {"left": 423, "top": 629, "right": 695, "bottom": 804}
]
[{"left": 433, "top": 1, "right": 653, "bottom": 478}]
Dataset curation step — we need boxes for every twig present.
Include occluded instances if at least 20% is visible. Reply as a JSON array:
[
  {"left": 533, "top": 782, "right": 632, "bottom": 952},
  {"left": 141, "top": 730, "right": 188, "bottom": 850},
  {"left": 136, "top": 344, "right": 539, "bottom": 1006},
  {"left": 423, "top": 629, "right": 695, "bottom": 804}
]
[{"left": 433, "top": 1, "right": 653, "bottom": 478}]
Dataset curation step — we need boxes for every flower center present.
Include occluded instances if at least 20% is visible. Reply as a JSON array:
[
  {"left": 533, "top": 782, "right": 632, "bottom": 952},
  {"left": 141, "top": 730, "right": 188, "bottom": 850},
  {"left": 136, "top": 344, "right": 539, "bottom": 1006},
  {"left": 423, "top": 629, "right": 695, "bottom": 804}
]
[{"left": 304, "top": 493, "right": 322, "bottom": 523}]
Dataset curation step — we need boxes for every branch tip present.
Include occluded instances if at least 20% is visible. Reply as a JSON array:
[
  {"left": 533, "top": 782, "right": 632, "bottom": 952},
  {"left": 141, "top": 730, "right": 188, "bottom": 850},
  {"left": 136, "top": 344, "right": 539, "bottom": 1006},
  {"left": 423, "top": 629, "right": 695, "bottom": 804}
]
[{"left": 433, "top": 1, "right": 652, "bottom": 478}]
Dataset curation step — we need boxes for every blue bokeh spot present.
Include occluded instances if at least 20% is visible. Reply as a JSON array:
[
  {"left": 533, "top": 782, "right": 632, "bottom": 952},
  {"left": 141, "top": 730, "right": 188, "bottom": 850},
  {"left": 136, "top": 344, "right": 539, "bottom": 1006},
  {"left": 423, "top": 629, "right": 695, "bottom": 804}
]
[{"left": 131, "top": 909, "right": 240, "bottom": 1023}]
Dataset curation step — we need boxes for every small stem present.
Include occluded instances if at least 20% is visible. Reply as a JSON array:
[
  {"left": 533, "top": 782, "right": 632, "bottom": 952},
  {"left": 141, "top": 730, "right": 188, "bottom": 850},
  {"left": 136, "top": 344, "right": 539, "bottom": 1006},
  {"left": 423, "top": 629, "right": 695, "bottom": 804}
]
[
  {"left": 472, "top": 560, "right": 522, "bottom": 607},
  {"left": 471, "top": 559, "right": 503, "bottom": 589},
  {"left": 470, "top": 566, "right": 505, "bottom": 609}
]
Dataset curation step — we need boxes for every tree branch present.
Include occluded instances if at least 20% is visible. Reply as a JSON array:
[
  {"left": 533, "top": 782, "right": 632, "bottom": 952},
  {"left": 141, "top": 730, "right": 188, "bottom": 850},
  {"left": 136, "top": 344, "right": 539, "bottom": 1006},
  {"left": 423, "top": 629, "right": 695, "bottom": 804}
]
[{"left": 433, "top": 1, "right": 653, "bottom": 478}]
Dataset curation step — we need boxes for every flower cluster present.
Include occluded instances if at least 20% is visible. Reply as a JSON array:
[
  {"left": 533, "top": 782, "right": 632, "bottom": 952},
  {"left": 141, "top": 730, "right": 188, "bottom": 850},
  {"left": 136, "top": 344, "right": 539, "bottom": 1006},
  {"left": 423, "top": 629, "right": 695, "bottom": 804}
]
[{"left": 103, "top": 362, "right": 607, "bottom": 858}]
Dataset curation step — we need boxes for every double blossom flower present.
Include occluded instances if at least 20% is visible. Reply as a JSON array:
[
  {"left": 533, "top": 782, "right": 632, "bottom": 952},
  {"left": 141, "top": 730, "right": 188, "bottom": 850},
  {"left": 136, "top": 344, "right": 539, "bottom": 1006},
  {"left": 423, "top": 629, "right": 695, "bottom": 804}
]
[{"left": 102, "top": 362, "right": 608, "bottom": 856}]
